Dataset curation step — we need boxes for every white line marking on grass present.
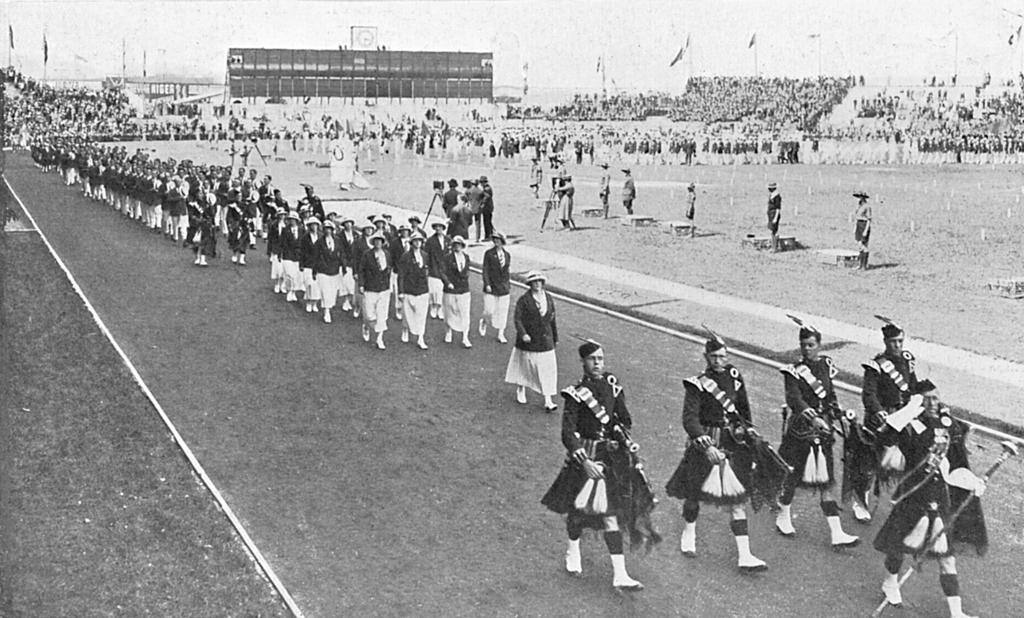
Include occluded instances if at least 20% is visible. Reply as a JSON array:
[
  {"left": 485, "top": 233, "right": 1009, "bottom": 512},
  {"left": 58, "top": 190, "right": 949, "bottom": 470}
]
[
  {"left": 478, "top": 265, "right": 1023, "bottom": 446},
  {"left": 3, "top": 175, "right": 304, "bottom": 618}
]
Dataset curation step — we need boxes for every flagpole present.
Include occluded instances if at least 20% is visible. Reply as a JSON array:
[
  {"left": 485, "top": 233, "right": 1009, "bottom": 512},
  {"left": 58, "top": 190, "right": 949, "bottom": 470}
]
[
  {"left": 754, "top": 40, "right": 758, "bottom": 77},
  {"left": 818, "top": 36, "right": 822, "bottom": 76},
  {"left": 601, "top": 53, "right": 606, "bottom": 98}
]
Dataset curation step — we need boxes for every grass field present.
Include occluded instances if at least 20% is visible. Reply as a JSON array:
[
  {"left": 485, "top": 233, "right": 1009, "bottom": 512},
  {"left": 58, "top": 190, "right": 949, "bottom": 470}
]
[
  {"left": 156, "top": 139, "right": 1024, "bottom": 363},
  {"left": 0, "top": 186, "right": 287, "bottom": 616},
  {"left": 4, "top": 155, "right": 1024, "bottom": 617}
]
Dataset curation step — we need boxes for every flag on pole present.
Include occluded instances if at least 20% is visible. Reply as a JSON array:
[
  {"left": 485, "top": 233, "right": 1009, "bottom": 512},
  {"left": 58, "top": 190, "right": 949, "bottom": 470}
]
[
  {"left": 73, "top": 53, "right": 88, "bottom": 63},
  {"left": 670, "top": 34, "right": 690, "bottom": 67},
  {"left": 1010, "top": 25, "right": 1022, "bottom": 46},
  {"left": 596, "top": 56, "right": 602, "bottom": 73},
  {"left": 808, "top": 33, "right": 820, "bottom": 39},
  {"left": 748, "top": 32, "right": 757, "bottom": 48},
  {"left": 8, "top": 24, "right": 13, "bottom": 49},
  {"left": 43, "top": 35, "right": 48, "bottom": 64}
]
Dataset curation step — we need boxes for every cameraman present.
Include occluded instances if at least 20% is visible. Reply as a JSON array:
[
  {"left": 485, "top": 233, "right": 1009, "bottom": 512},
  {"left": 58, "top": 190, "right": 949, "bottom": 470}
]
[
  {"left": 466, "top": 178, "right": 485, "bottom": 242},
  {"left": 557, "top": 174, "right": 576, "bottom": 231},
  {"left": 441, "top": 178, "right": 460, "bottom": 217}
]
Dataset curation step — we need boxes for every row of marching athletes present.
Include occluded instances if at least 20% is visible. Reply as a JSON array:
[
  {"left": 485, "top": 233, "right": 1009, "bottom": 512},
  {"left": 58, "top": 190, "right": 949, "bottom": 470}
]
[{"left": 265, "top": 208, "right": 516, "bottom": 352}]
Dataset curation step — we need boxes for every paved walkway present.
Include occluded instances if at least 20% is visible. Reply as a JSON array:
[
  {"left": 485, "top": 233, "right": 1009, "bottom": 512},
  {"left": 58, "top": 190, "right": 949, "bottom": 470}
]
[{"left": 332, "top": 198, "right": 1024, "bottom": 433}]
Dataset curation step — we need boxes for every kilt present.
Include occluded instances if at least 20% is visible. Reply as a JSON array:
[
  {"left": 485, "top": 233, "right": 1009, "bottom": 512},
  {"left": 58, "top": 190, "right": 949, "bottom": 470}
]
[
  {"left": 428, "top": 276, "right": 445, "bottom": 305},
  {"left": 282, "top": 259, "right": 302, "bottom": 292},
  {"left": 778, "top": 432, "right": 836, "bottom": 490},
  {"left": 362, "top": 290, "right": 390, "bottom": 333},
  {"left": 665, "top": 431, "right": 753, "bottom": 506},
  {"left": 854, "top": 219, "right": 870, "bottom": 244},
  {"left": 874, "top": 486, "right": 953, "bottom": 558},
  {"left": 504, "top": 347, "right": 558, "bottom": 396},
  {"left": 317, "top": 273, "right": 341, "bottom": 309},
  {"left": 541, "top": 442, "right": 632, "bottom": 522},
  {"left": 402, "top": 293, "right": 429, "bottom": 335},
  {"left": 270, "top": 255, "right": 284, "bottom": 280},
  {"left": 482, "top": 293, "right": 510, "bottom": 331},
  {"left": 443, "top": 292, "right": 471, "bottom": 332}
]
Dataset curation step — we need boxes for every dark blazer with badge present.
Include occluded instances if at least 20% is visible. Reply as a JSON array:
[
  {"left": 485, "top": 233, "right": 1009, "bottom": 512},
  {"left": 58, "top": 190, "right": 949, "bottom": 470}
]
[
  {"left": 862, "top": 351, "right": 918, "bottom": 415},
  {"left": 425, "top": 233, "right": 449, "bottom": 279},
  {"left": 481, "top": 246, "right": 511, "bottom": 296},
  {"left": 397, "top": 249, "right": 430, "bottom": 296},
  {"left": 338, "top": 229, "right": 357, "bottom": 273},
  {"left": 312, "top": 234, "right": 345, "bottom": 277},
  {"left": 358, "top": 249, "right": 392, "bottom": 293},
  {"left": 280, "top": 226, "right": 304, "bottom": 262},
  {"left": 299, "top": 232, "right": 321, "bottom": 270},
  {"left": 440, "top": 252, "right": 471, "bottom": 294},
  {"left": 513, "top": 291, "right": 557, "bottom": 352}
]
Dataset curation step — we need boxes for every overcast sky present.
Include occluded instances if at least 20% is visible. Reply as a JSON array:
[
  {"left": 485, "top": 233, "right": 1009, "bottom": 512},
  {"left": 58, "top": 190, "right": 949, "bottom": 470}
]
[{"left": 4, "top": 0, "right": 1024, "bottom": 92}]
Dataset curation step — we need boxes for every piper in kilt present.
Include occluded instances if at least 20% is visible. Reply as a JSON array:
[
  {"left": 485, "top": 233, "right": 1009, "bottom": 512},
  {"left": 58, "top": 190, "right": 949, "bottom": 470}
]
[
  {"left": 873, "top": 381, "right": 987, "bottom": 617},
  {"left": 541, "top": 341, "right": 653, "bottom": 592},
  {"left": 856, "top": 318, "right": 922, "bottom": 522},
  {"left": 664, "top": 331, "right": 769, "bottom": 572},
  {"left": 775, "top": 318, "right": 860, "bottom": 548}
]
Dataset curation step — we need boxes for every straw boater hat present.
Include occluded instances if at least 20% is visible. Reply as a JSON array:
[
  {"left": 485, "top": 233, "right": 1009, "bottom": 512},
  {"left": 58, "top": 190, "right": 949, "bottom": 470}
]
[
  {"left": 305, "top": 217, "right": 321, "bottom": 227},
  {"left": 451, "top": 235, "right": 467, "bottom": 248},
  {"left": 621, "top": 168, "right": 632, "bottom": 174},
  {"left": 323, "top": 219, "right": 336, "bottom": 230},
  {"left": 490, "top": 231, "right": 506, "bottom": 244},
  {"left": 410, "top": 231, "right": 426, "bottom": 243},
  {"left": 286, "top": 211, "right": 301, "bottom": 222},
  {"left": 431, "top": 221, "right": 447, "bottom": 230},
  {"left": 853, "top": 191, "right": 870, "bottom": 200},
  {"left": 340, "top": 217, "right": 355, "bottom": 226},
  {"left": 525, "top": 270, "right": 547, "bottom": 284},
  {"left": 369, "top": 231, "right": 387, "bottom": 243},
  {"left": 768, "top": 182, "right": 778, "bottom": 190}
]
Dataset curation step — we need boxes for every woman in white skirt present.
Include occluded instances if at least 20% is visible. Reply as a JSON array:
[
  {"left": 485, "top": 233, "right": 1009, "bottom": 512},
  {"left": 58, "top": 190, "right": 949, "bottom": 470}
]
[
  {"left": 300, "top": 217, "right": 323, "bottom": 313},
  {"left": 397, "top": 231, "right": 431, "bottom": 349},
  {"left": 358, "top": 232, "right": 393, "bottom": 350},
  {"left": 505, "top": 270, "right": 559, "bottom": 411},
  {"left": 280, "top": 212, "right": 305, "bottom": 303},
  {"left": 266, "top": 208, "right": 287, "bottom": 293},
  {"left": 313, "top": 219, "right": 345, "bottom": 324},
  {"left": 441, "top": 235, "right": 473, "bottom": 348},
  {"left": 479, "top": 231, "right": 511, "bottom": 343}
]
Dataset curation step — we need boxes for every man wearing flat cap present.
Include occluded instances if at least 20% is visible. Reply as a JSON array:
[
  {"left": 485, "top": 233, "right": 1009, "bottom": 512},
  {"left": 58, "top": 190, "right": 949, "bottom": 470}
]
[
  {"left": 479, "top": 175, "right": 495, "bottom": 242},
  {"left": 540, "top": 340, "right": 648, "bottom": 592},
  {"left": 665, "top": 331, "right": 769, "bottom": 572},
  {"left": 685, "top": 182, "right": 697, "bottom": 238}
]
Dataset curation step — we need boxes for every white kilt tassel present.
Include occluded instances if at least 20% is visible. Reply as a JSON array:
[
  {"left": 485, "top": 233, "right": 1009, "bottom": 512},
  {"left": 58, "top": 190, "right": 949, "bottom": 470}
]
[
  {"left": 903, "top": 513, "right": 931, "bottom": 551},
  {"left": 880, "top": 445, "right": 906, "bottom": 473},
  {"left": 574, "top": 476, "right": 608, "bottom": 515},
  {"left": 701, "top": 464, "right": 724, "bottom": 498},
  {"left": 720, "top": 460, "right": 746, "bottom": 499},
  {"left": 802, "top": 445, "right": 831, "bottom": 485}
]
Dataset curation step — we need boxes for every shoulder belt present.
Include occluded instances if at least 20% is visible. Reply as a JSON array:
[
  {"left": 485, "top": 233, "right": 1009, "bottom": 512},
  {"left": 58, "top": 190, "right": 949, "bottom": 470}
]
[
  {"left": 562, "top": 385, "right": 611, "bottom": 425},
  {"left": 876, "top": 358, "right": 909, "bottom": 392},
  {"left": 697, "top": 376, "right": 739, "bottom": 416},
  {"left": 794, "top": 364, "right": 827, "bottom": 400}
]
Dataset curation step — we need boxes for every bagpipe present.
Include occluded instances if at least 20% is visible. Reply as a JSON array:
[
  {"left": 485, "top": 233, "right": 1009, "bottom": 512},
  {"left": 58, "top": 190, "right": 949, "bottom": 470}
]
[
  {"left": 609, "top": 423, "right": 663, "bottom": 552},
  {"left": 702, "top": 412, "right": 793, "bottom": 512}
]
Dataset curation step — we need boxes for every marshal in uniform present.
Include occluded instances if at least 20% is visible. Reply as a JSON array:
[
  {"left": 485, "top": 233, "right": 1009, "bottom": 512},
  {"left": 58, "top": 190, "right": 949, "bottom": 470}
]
[{"left": 541, "top": 341, "right": 658, "bottom": 591}]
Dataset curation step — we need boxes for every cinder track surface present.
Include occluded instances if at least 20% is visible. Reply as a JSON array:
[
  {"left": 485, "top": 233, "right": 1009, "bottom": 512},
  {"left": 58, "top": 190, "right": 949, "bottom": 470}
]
[{"left": 5, "top": 155, "right": 1023, "bottom": 617}]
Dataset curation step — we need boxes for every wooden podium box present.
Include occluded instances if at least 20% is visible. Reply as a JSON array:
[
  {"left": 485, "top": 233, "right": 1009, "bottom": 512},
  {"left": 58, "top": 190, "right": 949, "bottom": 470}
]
[
  {"left": 815, "top": 249, "right": 860, "bottom": 268},
  {"left": 621, "top": 215, "right": 657, "bottom": 227},
  {"left": 743, "top": 235, "right": 797, "bottom": 251}
]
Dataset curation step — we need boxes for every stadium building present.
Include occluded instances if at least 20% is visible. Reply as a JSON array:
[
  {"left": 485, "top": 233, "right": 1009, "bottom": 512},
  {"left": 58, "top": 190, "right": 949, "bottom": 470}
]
[{"left": 227, "top": 48, "right": 493, "bottom": 102}]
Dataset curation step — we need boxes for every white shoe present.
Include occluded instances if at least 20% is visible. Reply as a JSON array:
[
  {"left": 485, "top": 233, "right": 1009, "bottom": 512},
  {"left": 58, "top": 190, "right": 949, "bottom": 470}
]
[
  {"left": 230, "top": 255, "right": 237, "bottom": 263},
  {"left": 239, "top": 255, "right": 246, "bottom": 265},
  {"left": 612, "top": 574, "right": 644, "bottom": 592},
  {"left": 852, "top": 501, "right": 872, "bottom": 523},
  {"left": 273, "top": 283, "right": 281, "bottom": 294},
  {"left": 516, "top": 387, "right": 527, "bottom": 405},
  {"left": 417, "top": 338, "right": 429, "bottom": 350},
  {"left": 286, "top": 291, "right": 297, "bottom": 302},
  {"left": 376, "top": 338, "right": 386, "bottom": 350},
  {"left": 323, "top": 310, "right": 332, "bottom": 324},
  {"left": 565, "top": 544, "right": 582, "bottom": 575},
  {"left": 462, "top": 338, "right": 472, "bottom": 349},
  {"left": 444, "top": 330, "right": 453, "bottom": 343},
  {"left": 831, "top": 530, "right": 860, "bottom": 549},
  {"left": 362, "top": 324, "right": 371, "bottom": 342},
  {"left": 401, "top": 329, "right": 409, "bottom": 343},
  {"left": 478, "top": 319, "right": 487, "bottom": 337},
  {"left": 737, "top": 554, "right": 768, "bottom": 572},
  {"left": 679, "top": 523, "right": 696, "bottom": 556},
  {"left": 194, "top": 256, "right": 201, "bottom": 265},
  {"left": 775, "top": 506, "right": 796, "bottom": 537},
  {"left": 497, "top": 332, "right": 508, "bottom": 344},
  {"left": 342, "top": 300, "right": 352, "bottom": 311},
  {"left": 305, "top": 303, "right": 313, "bottom": 313},
  {"left": 881, "top": 576, "right": 902, "bottom": 606}
]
